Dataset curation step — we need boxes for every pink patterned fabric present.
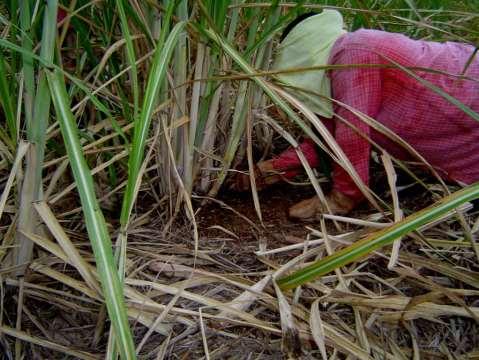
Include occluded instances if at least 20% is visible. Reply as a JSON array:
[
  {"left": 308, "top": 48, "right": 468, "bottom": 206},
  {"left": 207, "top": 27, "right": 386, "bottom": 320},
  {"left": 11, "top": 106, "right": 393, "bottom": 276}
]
[
  {"left": 272, "top": 138, "right": 320, "bottom": 176},
  {"left": 57, "top": 8, "right": 67, "bottom": 23},
  {"left": 272, "top": 29, "right": 479, "bottom": 202}
]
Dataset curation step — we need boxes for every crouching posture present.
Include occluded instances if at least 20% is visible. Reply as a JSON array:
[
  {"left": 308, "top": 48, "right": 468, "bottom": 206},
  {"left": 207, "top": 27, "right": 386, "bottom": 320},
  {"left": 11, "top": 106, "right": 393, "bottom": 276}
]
[{"left": 234, "top": 10, "right": 479, "bottom": 220}]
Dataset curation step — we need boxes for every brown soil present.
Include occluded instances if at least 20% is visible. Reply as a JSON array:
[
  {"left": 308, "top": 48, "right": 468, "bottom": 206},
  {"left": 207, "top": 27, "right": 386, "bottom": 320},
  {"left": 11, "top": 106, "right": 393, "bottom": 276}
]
[
  {"left": 197, "top": 183, "right": 318, "bottom": 245},
  {"left": 7, "top": 173, "right": 477, "bottom": 359}
]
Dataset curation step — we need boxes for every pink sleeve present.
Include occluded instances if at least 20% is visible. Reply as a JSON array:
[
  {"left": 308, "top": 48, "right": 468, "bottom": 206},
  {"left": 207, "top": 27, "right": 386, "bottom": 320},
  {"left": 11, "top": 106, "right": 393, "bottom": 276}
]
[
  {"left": 329, "top": 48, "right": 383, "bottom": 202},
  {"left": 272, "top": 138, "right": 321, "bottom": 175}
]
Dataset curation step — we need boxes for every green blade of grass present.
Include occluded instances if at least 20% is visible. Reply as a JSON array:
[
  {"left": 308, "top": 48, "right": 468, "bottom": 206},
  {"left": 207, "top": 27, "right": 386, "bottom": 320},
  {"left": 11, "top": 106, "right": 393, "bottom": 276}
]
[
  {"left": 15, "top": 0, "right": 58, "bottom": 274},
  {"left": 20, "top": 0, "right": 34, "bottom": 136},
  {"left": 115, "top": 18, "right": 185, "bottom": 316},
  {"left": 121, "top": 0, "right": 154, "bottom": 46},
  {"left": 116, "top": 21, "right": 185, "bottom": 296},
  {"left": 31, "top": 0, "right": 57, "bottom": 185},
  {"left": 0, "top": 53, "right": 16, "bottom": 143},
  {"left": 105, "top": 20, "right": 185, "bottom": 359},
  {"left": 47, "top": 68, "right": 136, "bottom": 360},
  {"left": 120, "top": 21, "right": 186, "bottom": 227},
  {"left": 0, "top": 37, "right": 130, "bottom": 148},
  {"left": 278, "top": 182, "right": 479, "bottom": 290},
  {"left": 200, "top": 3, "right": 259, "bottom": 196},
  {"left": 117, "top": 0, "right": 139, "bottom": 119},
  {"left": 243, "top": 0, "right": 302, "bottom": 57},
  {"left": 174, "top": 0, "right": 190, "bottom": 191}
]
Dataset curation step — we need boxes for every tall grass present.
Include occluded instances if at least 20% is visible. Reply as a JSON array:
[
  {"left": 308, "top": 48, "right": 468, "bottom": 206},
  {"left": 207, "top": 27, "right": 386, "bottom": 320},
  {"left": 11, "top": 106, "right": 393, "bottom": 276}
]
[
  {"left": 14, "top": 0, "right": 57, "bottom": 275},
  {"left": 47, "top": 68, "right": 136, "bottom": 359},
  {"left": 0, "top": 0, "right": 478, "bottom": 357}
]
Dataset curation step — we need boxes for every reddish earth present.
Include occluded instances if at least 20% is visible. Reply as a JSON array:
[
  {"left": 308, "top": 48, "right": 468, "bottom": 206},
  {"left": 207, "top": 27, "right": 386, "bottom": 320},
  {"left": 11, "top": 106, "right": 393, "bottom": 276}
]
[
  {"left": 195, "top": 167, "right": 437, "bottom": 252},
  {"left": 197, "top": 183, "right": 325, "bottom": 245}
]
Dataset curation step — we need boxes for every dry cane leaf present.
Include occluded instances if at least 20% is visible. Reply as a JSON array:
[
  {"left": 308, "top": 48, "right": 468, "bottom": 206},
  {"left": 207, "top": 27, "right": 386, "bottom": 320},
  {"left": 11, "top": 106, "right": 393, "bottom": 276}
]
[
  {"left": 354, "top": 308, "right": 371, "bottom": 354},
  {"left": 309, "top": 299, "right": 328, "bottom": 360},
  {"left": 218, "top": 275, "right": 271, "bottom": 317},
  {"left": 273, "top": 281, "right": 301, "bottom": 358},
  {"left": 0, "top": 325, "right": 99, "bottom": 360},
  {"left": 34, "top": 201, "right": 101, "bottom": 294},
  {"left": 382, "top": 152, "right": 404, "bottom": 269}
]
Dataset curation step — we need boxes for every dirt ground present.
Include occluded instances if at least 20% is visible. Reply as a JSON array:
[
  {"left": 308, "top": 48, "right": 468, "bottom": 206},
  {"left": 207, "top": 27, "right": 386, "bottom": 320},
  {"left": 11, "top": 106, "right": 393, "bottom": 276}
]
[
  {"left": 5, "top": 174, "right": 478, "bottom": 359},
  {"left": 198, "top": 184, "right": 318, "bottom": 242}
]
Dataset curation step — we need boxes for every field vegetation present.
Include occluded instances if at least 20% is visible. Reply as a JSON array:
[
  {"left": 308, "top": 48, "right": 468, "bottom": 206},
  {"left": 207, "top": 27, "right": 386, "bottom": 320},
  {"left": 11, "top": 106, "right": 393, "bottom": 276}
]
[{"left": 0, "top": 0, "right": 478, "bottom": 358}]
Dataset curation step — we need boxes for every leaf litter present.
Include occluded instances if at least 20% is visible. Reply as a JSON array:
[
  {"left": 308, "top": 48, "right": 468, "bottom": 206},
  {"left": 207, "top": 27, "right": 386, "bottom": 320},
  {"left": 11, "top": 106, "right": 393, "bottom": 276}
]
[{"left": 2, "top": 173, "right": 478, "bottom": 358}]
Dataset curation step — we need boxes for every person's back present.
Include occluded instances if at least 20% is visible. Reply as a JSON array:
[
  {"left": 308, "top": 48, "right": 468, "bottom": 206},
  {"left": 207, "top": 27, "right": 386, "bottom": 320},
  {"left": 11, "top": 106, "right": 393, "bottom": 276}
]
[{"left": 329, "top": 29, "right": 479, "bottom": 188}]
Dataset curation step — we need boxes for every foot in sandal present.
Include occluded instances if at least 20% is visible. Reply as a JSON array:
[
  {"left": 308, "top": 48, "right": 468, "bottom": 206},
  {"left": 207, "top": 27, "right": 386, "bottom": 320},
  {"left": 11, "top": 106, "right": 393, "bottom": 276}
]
[{"left": 288, "top": 190, "right": 356, "bottom": 221}]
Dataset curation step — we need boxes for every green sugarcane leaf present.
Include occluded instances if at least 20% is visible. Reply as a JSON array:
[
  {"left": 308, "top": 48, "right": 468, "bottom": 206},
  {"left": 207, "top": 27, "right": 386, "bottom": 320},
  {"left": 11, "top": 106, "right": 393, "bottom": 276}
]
[
  {"left": 0, "top": 37, "right": 129, "bottom": 146},
  {"left": 20, "top": 0, "right": 34, "bottom": 137},
  {"left": 120, "top": 21, "right": 186, "bottom": 226},
  {"left": 117, "top": 0, "right": 139, "bottom": 119},
  {"left": 278, "top": 182, "right": 479, "bottom": 290},
  {"left": 47, "top": 68, "right": 136, "bottom": 360},
  {"left": 0, "top": 53, "right": 16, "bottom": 143},
  {"left": 31, "top": 0, "right": 57, "bottom": 192}
]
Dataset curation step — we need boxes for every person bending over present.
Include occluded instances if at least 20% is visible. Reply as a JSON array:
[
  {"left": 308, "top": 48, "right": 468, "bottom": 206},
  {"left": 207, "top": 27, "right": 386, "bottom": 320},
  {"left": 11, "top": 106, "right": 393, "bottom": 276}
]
[{"left": 233, "top": 10, "right": 479, "bottom": 220}]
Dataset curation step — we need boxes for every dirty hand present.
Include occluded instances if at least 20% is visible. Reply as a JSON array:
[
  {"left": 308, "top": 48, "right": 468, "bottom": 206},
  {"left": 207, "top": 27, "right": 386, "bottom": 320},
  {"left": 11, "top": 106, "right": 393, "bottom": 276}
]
[
  {"left": 228, "top": 160, "right": 280, "bottom": 192},
  {"left": 288, "top": 190, "right": 356, "bottom": 220}
]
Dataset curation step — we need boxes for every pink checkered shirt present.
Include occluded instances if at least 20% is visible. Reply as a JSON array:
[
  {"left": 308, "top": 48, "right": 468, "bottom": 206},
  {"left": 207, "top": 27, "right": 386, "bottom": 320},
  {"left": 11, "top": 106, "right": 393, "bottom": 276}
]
[{"left": 273, "top": 30, "right": 479, "bottom": 202}]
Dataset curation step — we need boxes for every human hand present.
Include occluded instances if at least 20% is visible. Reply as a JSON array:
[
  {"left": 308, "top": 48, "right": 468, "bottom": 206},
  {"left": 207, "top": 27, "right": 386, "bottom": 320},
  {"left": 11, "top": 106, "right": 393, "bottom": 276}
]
[{"left": 227, "top": 160, "right": 280, "bottom": 192}]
